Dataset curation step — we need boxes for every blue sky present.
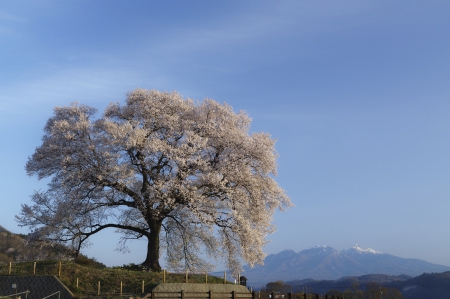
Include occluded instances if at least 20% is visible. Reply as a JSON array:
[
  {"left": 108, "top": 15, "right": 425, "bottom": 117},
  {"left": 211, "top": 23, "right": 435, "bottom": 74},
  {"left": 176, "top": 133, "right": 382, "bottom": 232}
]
[{"left": 2, "top": 1, "right": 450, "bottom": 269}]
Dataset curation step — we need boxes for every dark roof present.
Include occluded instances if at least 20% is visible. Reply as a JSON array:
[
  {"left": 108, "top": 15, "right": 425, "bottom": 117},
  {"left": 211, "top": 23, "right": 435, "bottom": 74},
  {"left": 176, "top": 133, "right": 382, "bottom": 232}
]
[{"left": 0, "top": 276, "right": 73, "bottom": 299}]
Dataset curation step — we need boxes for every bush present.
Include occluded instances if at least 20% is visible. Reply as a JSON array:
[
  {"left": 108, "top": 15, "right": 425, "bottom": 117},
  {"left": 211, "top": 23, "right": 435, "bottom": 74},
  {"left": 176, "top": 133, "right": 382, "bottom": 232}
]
[
  {"left": 113, "top": 263, "right": 150, "bottom": 272},
  {"left": 74, "top": 255, "right": 106, "bottom": 269}
]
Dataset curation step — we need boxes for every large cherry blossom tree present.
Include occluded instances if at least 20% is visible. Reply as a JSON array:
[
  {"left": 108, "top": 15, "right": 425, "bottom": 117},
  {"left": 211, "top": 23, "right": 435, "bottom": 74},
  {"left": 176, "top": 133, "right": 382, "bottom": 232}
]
[{"left": 17, "top": 89, "right": 291, "bottom": 274}]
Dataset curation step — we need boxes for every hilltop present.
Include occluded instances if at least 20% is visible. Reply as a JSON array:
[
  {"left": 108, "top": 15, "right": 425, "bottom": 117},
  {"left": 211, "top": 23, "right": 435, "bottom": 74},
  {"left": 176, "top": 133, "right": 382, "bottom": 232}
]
[
  {"left": 0, "top": 227, "right": 78, "bottom": 265},
  {"left": 0, "top": 225, "right": 10, "bottom": 233}
]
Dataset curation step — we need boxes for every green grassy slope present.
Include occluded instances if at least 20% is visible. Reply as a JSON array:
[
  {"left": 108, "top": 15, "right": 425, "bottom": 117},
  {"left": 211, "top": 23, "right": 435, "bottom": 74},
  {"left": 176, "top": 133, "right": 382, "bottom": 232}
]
[{"left": 0, "top": 261, "right": 227, "bottom": 297}]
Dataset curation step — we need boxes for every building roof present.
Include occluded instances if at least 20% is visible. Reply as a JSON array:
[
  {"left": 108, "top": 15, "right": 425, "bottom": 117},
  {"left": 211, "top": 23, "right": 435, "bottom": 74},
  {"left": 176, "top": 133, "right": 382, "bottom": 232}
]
[{"left": 0, "top": 276, "right": 73, "bottom": 299}]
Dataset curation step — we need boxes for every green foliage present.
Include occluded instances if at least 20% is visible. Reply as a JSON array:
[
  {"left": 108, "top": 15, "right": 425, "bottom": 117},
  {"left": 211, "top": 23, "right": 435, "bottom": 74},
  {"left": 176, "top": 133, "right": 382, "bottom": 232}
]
[
  {"left": 112, "top": 263, "right": 150, "bottom": 271},
  {"left": 326, "top": 290, "right": 343, "bottom": 297},
  {"left": 0, "top": 252, "right": 13, "bottom": 265},
  {"left": 74, "top": 255, "right": 106, "bottom": 269},
  {"left": 325, "top": 282, "right": 403, "bottom": 299},
  {"left": 265, "top": 280, "right": 292, "bottom": 293},
  {"left": 365, "top": 283, "right": 403, "bottom": 299}
]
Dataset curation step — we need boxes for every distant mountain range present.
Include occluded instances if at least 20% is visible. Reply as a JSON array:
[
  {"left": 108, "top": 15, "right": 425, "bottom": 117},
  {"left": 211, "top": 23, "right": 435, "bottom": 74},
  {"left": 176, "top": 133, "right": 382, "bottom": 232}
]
[{"left": 240, "top": 245, "right": 450, "bottom": 288}]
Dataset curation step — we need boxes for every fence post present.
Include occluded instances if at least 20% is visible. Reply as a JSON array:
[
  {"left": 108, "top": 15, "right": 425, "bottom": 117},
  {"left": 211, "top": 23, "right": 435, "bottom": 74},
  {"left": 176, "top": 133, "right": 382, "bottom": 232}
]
[
  {"left": 9, "top": 262, "right": 11, "bottom": 275},
  {"left": 303, "top": 293, "right": 307, "bottom": 299},
  {"left": 163, "top": 269, "right": 166, "bottom": 283},
  {"left": 33, "top": 262, "right": 36, "bottom": 275},
  {"left": 232, "top": 291, "right": 236, "bottom": 299},
  {"left": 58, "top": 262, "right": 62, "bottom": 277},
  {"left": 152, "top": 290, "right": 156, "bottom": 299},
  {"left": 224, "top": 271, "right": 226, "bottom": 284},
  {"left": 270, "top": 292, "right": 274, "bottom": 299},
  {"left": 181, "top": 290, "right": 185, "bottom": 299},
  {"left": 97, "top": 281, "right": 100, "bottom": 296},
  {"left": 142, "top": 280, "right": 145, "bottom": 294},
  {"left": 76, "top": 278, "right": 79, "bottom": 288},
  {"left": 209, "top": 290, "right": 212, "bottom": 299},
  {"left": 252, "top": 291, "right": 256, "bottom": 299},
  {"left": 288, "top": 292, "right": 292, "bottom": 299},
  {"left": 206, "top": 272, "right": 208, "bottom": 284},
  {"left": 120, "top": 281, "right": 123, "bottom": 295},
  {"left": 186, "top": 270, "right": 188, "bottom": 283}
]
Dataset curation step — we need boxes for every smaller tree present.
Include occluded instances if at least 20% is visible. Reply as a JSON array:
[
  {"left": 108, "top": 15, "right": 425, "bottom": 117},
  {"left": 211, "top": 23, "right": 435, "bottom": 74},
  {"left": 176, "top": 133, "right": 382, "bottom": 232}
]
[
  {"left": 326, "top": 290, "right": 343, "bottom": 297},
  {"left": 340, "top": 281, "right": 363, "bottom": 299},
  {"left": 0, "top": 252, "right": 12, "bottom": 266},
  {"left": 265, "top": 280, "right": 292, "bottom": 293},
  {"left": 366, "top": 283, "right": 403, "bottom": 299}
]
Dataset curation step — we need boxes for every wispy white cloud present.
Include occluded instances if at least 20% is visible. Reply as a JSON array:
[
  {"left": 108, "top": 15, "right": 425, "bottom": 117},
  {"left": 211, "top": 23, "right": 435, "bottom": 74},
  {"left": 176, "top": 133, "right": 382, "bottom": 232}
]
[
  {"left": 0, "top": 12, "right": 26, "bottom": 23},
  {"left": 255, "top": 112, "right": 323, "bottom": 122},
  {"left": 0, "top": 12, "right": 26, "bottom": 36},
  {"left": 0, "top": 66, "right": 172, "bottom": 126},
  {"left": 145, "top": 1, "right": 376, "bottom": 55}
]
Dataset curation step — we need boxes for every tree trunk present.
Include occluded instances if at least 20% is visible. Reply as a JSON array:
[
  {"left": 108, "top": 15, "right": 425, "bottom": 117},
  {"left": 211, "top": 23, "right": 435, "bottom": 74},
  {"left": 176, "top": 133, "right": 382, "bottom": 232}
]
[{"left": 142, "top": 219, "right": 162, "bottom": 272}]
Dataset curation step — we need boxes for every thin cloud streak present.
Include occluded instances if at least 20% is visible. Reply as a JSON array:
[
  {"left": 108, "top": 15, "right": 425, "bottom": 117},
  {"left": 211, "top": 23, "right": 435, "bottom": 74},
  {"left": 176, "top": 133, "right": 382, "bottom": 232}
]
[
  {"left": 144, "top": 1, "right": 376, "bottom": 56},
  {"left": 0, "top": 67, "right": 160, "bottom": 123}
]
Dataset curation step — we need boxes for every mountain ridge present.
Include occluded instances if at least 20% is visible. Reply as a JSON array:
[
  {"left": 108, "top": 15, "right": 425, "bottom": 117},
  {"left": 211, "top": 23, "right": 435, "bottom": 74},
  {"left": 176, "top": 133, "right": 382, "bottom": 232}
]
[{"left": 241, "top": 245, "right": 450, "bottom": 288}]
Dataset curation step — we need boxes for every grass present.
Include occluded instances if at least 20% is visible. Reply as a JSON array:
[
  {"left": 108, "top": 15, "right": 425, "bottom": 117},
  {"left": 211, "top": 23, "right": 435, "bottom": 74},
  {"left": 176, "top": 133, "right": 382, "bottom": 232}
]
[{"left": 0, "top": 261, "right": 227, "bottom": 298}]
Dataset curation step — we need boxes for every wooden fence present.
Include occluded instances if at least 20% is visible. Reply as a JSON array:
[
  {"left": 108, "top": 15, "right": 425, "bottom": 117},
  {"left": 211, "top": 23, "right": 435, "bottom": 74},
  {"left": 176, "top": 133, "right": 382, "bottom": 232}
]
[
  {"left": 257, "top": 293, "right": 343, "bottom": 299},
  {"left": 0, "top": 262, "right": 344, "bottom": 299},
  {"left": 146, "top": 290, "right": 252, "bottom": 299},
  {"left": 0, "top": 261, "right": 226, "bottom": 283},
  {"left": 142, "top": 291, "right": 342, "bottom": 299}
]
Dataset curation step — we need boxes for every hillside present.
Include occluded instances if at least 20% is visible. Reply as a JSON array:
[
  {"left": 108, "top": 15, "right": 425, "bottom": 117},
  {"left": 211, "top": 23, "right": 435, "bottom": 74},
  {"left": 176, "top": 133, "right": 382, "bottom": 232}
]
[
  {"left": 0, "top": 229, "right": 76, "bottom": 265},
  {"left": 0, "top": 225, "right": 10, "bottom": 233},
  {"left": 286, "top": 274, "right": 410, "bottom": 295},
  {"left": 0, "top": 227, "right": 227, "bottom": 297},
  {"left": 0, "top": 260, "right": 226, "bottom": 297},
  {"left": 389, "top": 271, "right": 450, "bottom": 299},
  {"left": 283, "top": 272, "right": 450, "bottom": 299}
]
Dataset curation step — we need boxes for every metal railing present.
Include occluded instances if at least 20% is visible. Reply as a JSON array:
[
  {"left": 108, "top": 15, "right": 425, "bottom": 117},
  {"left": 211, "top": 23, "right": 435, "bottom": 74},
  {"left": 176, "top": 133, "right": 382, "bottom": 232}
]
[
  {"left": 0, "top": 290, "right": 30, "bottom": 299},
  {"left": 41, "top": 291, "right": 60, "bottom": 299}
]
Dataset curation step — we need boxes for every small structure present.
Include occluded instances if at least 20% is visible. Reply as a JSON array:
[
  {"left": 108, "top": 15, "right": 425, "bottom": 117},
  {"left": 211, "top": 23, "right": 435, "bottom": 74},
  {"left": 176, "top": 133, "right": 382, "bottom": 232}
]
[
  {"left": 239, "top": 276, "right": 248, "bottom": 287},
  {"left": 146, "top": 283, "right": 252, "bottom": 299}
]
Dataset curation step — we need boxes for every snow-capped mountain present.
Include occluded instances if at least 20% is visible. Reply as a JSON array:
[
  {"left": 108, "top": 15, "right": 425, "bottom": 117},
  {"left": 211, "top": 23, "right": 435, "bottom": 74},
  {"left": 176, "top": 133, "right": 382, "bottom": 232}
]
[
  {"left": 240, "top": 245, "right": 450, "bottom": 288},
  {"left": 344, "top": 244, "right": 382, "bottom": 254}
]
